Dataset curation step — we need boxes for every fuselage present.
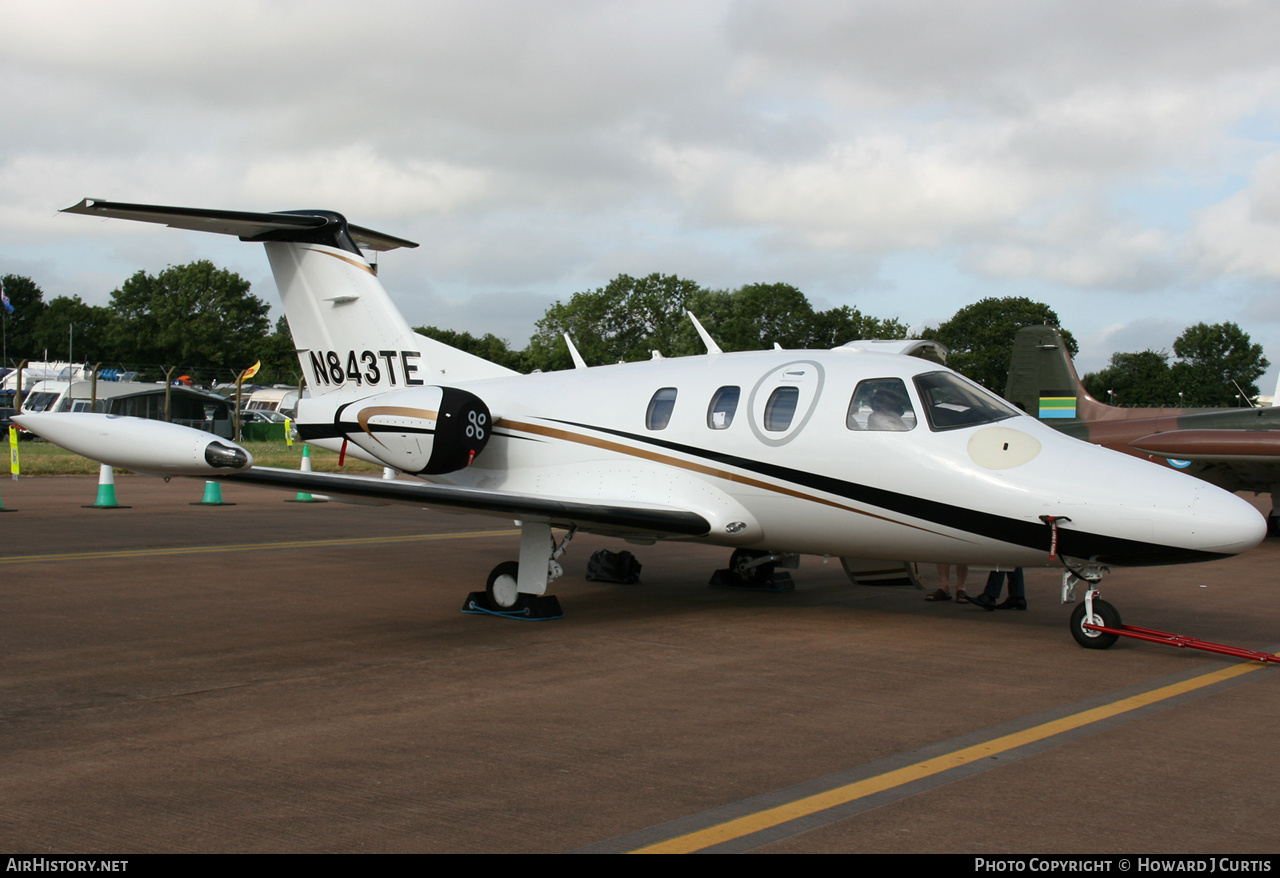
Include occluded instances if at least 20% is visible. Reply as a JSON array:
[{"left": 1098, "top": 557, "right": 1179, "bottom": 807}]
[{"left": 301, "top": 346, "right": 1266, "bottom": 569}]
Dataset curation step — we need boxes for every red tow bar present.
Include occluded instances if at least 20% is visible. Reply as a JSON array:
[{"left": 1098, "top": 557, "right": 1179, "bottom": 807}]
[{"left": 1083, "top": 620, "right": 1280, "bottom": 664}]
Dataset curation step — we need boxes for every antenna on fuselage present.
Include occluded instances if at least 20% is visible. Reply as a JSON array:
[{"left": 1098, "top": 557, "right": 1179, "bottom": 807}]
[
  {"left": 563, "top": 333, "right": 588, "bottom": 370},
  {"left": 687, "top": 311, "right": 723, "bottom": 355},
  {"left": 1231, "top": 378, "right": 1259, "bottom": 408}
]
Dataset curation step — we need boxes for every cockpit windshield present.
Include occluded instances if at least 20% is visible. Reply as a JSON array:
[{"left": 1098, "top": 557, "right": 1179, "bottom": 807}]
[{"left": 912, "top": 371, "right": 1020, "bottom": 431}]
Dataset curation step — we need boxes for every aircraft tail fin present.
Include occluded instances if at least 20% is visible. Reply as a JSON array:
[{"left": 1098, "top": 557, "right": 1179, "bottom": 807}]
[
  {"left": 61, "top": 199, "right": 516, "bottom": 394},
  {"left": 1004, "top": 325, "right": 1112, "bottom": 422}
]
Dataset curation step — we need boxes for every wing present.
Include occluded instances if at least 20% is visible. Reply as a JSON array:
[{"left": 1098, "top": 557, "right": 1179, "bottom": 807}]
[
  {"left": 1130, "top": 429, "right": 1280, "bottom": 463},
  {"left": 221, "top": 467, "right": 711, "bottom": 538}
]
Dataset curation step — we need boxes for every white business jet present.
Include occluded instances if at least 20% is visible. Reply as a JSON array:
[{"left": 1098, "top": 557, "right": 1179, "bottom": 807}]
[{"left": 14, "top": 199, "right": 1267, "bottom": 649}]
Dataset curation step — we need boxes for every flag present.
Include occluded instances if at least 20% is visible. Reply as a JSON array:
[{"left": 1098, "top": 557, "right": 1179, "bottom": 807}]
[
  {"left": 240, "top": 360, "right": 261, "bottom": 382},
  {"left": 0, "top": 278, "right": 12, "bottom": 315}
]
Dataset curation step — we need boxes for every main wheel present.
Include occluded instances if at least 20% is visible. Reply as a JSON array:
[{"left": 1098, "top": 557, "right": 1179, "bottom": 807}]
[
  {"left": 730, "top": 549, "right": 774, "bottom": 584},
  {"left": 486, "top": 561, "right": 521, "bottom": 609},
  {"left": 1070, "top": 598, "right": 1121, "bottom": 650}
]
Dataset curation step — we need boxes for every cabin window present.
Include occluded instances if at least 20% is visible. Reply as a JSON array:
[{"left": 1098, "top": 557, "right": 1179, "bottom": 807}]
[
  {"left": 847, "top": 379, "right": 916, "bottom": 432},
  {"left": 763, "top": 386, "right": 800, "bottom": 432},
  {"left": 913, "top": 371, "right": 1018, "bottom": 431},
  {"left": 646, "top": 387, "right": 678, "bottom": 430},
  {"left": 707, "top": 386, "right": 740, "bottom": 429}
]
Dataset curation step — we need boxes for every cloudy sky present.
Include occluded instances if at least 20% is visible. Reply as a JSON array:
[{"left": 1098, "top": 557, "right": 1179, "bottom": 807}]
[{"left": 4, "top": 0, "right": 1280, "bottom": 387}]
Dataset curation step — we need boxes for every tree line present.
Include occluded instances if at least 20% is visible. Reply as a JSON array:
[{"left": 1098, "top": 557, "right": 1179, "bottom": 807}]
[
  {"left": 418, "top": 273, "right": 908, "bottom": 372},
  {"left": 2, "top": 266, "right": 289, "bottom": 385},
  {"left": 3, "top": 266, "right": 1269, "bottom": 406},
  {"left": 1080, "top": 323, "right": 1270, "bottom": 407}
]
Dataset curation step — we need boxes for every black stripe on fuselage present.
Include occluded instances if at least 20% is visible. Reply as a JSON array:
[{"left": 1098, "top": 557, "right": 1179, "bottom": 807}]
[
  {"left": 297, "top": 422, "right": 437, "bottom": 442},
  {"left": 546, "top": 419, "right": 1226, "bottom": 567}
]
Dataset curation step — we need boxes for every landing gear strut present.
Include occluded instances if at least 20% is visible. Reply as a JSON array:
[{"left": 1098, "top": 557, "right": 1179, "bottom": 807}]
[
  {"left": 1059, "top": 563, "right": 1280, "bottom": 661},
  {"left": 462, "top": 521, "right": 574, "bottom": 620}
]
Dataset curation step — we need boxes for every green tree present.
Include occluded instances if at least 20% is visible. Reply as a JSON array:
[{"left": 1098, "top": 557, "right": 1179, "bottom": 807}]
[
  {"left": 1170, "top": 322, "right": 1269, "bottom": 406},
  {"left": 805, "top": 305, "right": 907, "bottom": 348},
  {"left": 254, "top": 315, "right": 302, "bottom": 386},
  {"left": 679, "top": 284, "right": 906, "bottom": 352},
  {"left": 415, "top": 325, "right": 527, "bottom": 372},
  {"left": 526, "top": 273, "right": 704, "bottom": 370},
  {"left": 1082, "top": 350, "right": 1178, "bottom": 407},
  {"left": 108, "top": 260, "right": 271, "bottom": 380},
  {"left": 926, "top": 297, "right": 1076, "bottom": 392},
  {"left": 525, "top": 273, "right": 909, "bottom": 369},
  {"left": 1, "top": 274, "right": 48, "bottom": 365},
  {"left": 28, "top": 296, "right": 119, "bottom": 365}
]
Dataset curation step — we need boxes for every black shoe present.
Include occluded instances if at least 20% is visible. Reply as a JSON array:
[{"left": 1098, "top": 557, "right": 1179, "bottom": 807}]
[
  {"left": 970, "top": 593, "right": 997, "bottom": 611},
  {"left": 995, "top": 597, "right": 1027, "bottom": 610}
]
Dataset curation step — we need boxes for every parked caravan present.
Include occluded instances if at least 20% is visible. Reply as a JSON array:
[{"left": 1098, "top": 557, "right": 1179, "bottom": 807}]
[
  {"left": 243, "top": 386, "right": 303, "bottom": 419},
  {"left": 20, "top": 380, "right": 233, "bottom": 438}
]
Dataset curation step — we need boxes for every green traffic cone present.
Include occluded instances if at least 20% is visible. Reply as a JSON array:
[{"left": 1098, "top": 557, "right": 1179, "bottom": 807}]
[
  {"left": 191, "top": 479, "right": 234, "bottom": 506},
  {"left": 84, "top": 463, "right": 129, "bottom": 509},
  {"left": 286, "top": 445, "right": 325, "bottom": 503}
]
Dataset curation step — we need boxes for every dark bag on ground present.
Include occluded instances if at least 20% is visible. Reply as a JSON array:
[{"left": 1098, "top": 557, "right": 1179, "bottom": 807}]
[{"left": 586, "top": 549, "right": 642, "bottom": 584}]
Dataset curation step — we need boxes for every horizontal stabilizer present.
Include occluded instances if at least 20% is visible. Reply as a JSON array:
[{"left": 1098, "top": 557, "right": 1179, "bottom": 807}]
[{"left": 62, "top": 198, "right": 418, "bottom": 252}]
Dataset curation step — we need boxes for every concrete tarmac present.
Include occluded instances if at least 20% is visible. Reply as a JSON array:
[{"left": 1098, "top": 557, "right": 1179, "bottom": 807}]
[{"left": 1, "top": 476, "right": 1277, "bottom": 853}]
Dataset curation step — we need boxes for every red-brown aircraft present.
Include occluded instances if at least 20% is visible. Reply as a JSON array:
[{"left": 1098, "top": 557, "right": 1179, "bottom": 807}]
[{"left": 1004, "top": 325, "right": 1280, "bottom": 531}]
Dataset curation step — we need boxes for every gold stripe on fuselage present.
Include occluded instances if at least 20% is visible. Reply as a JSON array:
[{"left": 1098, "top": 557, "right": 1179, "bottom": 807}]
[{"left": 496, "top": 417, "right": 947, "bottom": 537}]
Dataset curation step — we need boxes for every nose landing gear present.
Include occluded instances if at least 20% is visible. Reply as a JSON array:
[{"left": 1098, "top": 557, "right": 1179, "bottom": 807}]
[
  {"left": 1060, "top": 563, "right": 1279, "bottom": 662},
  {"left": 1069, "top": 591, "right": 1121, "bottom": 650}
]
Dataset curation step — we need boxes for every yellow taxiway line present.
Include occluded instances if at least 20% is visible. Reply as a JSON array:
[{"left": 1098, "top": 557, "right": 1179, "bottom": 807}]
[
  {"left": 632, "top": 659, "right": 1272, "bottom": 853},
  {"left": 0, "top": 529, "right": 522, "bottom": 565}
]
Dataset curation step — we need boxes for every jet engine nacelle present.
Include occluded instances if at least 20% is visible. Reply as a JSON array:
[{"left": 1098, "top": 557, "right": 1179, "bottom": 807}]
[
  {"left": 310, "top": 386, "right": 492, "bottom": 475},
  {"left": 10, "top": 413, "right": 254, "bottom": 476}
]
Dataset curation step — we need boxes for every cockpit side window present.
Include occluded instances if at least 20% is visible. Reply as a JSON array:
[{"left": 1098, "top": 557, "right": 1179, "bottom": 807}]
[
  {"left": 707, "top": 386, "right": 740, "bottom": 430},
  {"left": 912, "top": 371, "right": 1019, "bottom": 431},
  {"left": 646, "top": 387, "right": 678, "bottom": 430},
  {"left": 847, "top": 379, "right": 916, "bottom": 432}
]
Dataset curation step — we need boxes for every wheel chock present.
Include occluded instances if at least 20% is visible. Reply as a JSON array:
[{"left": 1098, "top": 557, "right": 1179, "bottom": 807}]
[{"left": 461, "top": 591, "right": 564, "bottom": 620}]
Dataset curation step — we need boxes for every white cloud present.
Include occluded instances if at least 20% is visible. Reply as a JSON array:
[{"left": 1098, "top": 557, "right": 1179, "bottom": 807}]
[
  {"left": 5, "top": 0, "right": 1280, "bottom": 375},
  {"left": 1188, "top": 152, "right": 1280, "bottom": 278}
]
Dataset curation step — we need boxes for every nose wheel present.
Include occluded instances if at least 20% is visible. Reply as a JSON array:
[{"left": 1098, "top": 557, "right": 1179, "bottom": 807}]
[{"left": 1069, "top": 596, "right": 1121, "bottom": 650}]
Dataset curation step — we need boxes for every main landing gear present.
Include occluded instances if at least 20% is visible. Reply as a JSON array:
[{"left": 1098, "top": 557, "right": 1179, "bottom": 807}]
[
  {"left": 708, "top": 549, "right": 797, "bottom": 591},
  {"left": 462, "top": 521, "right": 574, "bottom": 620}
]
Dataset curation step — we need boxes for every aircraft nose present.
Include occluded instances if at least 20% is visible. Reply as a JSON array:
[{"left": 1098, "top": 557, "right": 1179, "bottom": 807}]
[{"left": 1191, "top": 485, "right": 1267, "bottom": 555}]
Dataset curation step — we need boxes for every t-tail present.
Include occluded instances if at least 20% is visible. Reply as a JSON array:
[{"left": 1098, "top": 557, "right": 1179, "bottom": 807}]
[{"left": 61, "top": 199, "right": 515, "bottom": 392}]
